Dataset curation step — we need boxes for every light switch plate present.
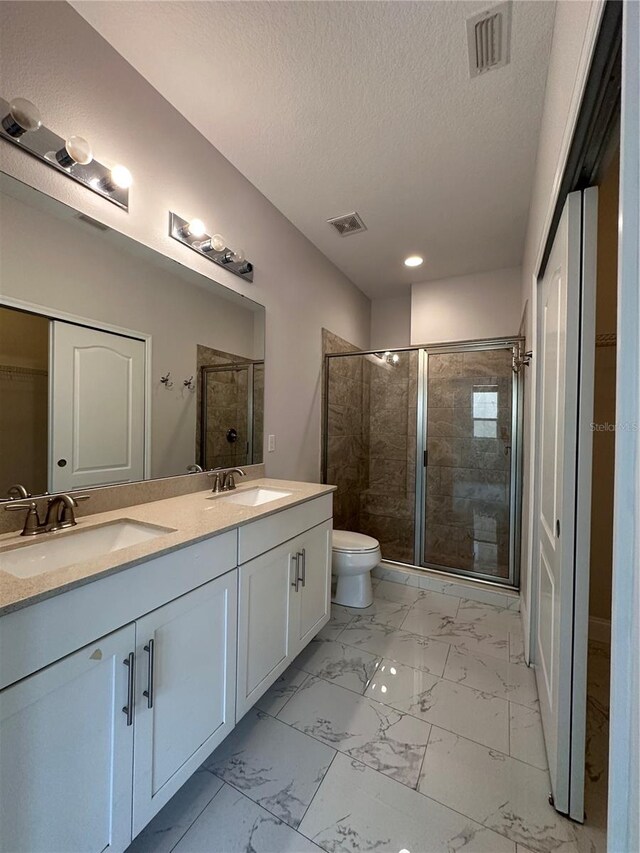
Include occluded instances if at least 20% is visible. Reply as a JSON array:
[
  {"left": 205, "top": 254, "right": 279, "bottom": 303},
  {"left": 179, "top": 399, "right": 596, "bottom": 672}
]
[{"left": 268, "top": 435, "right": 276, "bottom": 452}]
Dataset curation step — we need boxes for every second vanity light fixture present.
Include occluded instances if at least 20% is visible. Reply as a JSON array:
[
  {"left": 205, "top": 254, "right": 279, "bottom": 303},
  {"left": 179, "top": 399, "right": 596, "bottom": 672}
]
[
  {"left": 0, "top": 95, "right": 132, "bottom": 210},
  {"left": 169, "top": 212, "right": 254, "bottom": 282}
]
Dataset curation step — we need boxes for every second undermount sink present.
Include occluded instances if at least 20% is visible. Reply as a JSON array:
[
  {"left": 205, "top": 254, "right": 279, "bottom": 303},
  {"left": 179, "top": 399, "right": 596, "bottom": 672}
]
[
  {"left": 220, "top": 487, "right": 293, "bottom": 507},
  {"left": 0, "top": 520, "right": 175, "bottom": 580}
]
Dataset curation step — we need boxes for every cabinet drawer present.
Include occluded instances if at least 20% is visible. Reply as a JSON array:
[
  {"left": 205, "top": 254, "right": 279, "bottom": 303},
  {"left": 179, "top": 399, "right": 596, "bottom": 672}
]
[{"left": 238, "top": 494, "right": 332, "bottom": 564}]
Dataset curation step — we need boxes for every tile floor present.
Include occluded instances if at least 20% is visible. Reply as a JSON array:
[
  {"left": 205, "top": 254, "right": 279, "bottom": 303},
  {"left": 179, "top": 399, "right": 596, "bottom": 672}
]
[{"left": 127, "top": 579, "right": 607, "bottom": 853}]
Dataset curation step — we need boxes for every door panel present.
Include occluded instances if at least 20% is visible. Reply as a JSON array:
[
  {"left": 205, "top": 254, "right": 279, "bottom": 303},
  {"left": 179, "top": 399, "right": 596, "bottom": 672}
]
[
  {"left": 534, "top": 189, "right": 596, "bottom": 819},
  {"left": 51, "top": 321, "right": 145, "bottom": 490},
  {"left": 292, "top": 521, "right": 332, "bottom": 654},
  {"left": 0, "top": 625, "right": 135, "bottom": 853},
  {"left": 236, "top": 541, "right": 293, "bottom": 719},
  {"left": 133, "top": 573, "right": 237, "bottom": 835}
]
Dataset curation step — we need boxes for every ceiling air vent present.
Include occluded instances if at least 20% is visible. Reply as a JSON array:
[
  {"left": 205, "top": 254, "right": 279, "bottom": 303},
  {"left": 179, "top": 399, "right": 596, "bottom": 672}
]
[
  {"left": 327, "top": 211, "right": 367, "bottom": 237},
  {"left": 466, "top": 1, "right": 512, "bottom": 78}
]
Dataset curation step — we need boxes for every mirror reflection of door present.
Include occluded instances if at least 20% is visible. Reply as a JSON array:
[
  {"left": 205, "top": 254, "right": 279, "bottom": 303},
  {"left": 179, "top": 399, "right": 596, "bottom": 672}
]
[
  {"left": 50, "top": 321, "right": 146, "bottom": 491},
  {"left": 200, "top": 362, "right": 264, "bottom": 469},
  {"left": 0, "top": 306, "right": 49, "bottom": 497}
]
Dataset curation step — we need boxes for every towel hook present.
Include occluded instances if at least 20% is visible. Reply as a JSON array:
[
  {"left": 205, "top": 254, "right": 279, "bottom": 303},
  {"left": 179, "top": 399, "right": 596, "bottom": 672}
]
[
  {"left": 160, "top": 372, "right": 173, "bottom": 388},
  {"left": 183, "top": 376, "right": 195, "bottom": 391}
]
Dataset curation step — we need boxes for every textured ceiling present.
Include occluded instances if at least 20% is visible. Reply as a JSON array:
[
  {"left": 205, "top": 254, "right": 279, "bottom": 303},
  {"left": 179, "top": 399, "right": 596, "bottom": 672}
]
[{"left": 72, "top": 0, "right": 556, "bottom": 298}]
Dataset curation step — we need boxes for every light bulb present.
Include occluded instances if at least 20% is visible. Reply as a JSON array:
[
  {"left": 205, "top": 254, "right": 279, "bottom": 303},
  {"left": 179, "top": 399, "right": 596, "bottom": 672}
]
[
  {"left": 200, "top": 233, "right": 226, "bottom": 253},
  {"left": 230, "top": 247, "right": 246, "bottom": 264},
  {"left": 404, "top": 255, "right": 423, "bottom": 267},
  {"left": 2, "top": 97, "right": 42, "bottom": 138},
  {"left": 55, "top": 136, "right": 93, "bottom": 168},
  {"left": 186, "top": 218, "right": 206, "bottom": 238},
  {"left": 110, "top": 165, "right": 132, "bottom": 189},
  {"left": 392, "top": 353, "right": 400, "bottom": 364}
]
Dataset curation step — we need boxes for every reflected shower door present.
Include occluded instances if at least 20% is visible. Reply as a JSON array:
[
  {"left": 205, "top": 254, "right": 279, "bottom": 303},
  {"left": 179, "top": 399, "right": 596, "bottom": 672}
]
[
  {"left": 201, "top": 365, "right": 250, "bottom": 469},
  {"left": 421, "top": 346, "right": 516, "bottom": 583}
]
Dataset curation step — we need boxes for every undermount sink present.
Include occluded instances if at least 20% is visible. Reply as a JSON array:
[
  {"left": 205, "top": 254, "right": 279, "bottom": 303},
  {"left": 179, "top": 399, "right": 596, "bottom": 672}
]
[
  {"left": 0, "top": 520, "right": 175, "bottom": 580},
  {"left": 219, "top": 487, "right": 293, "bottom": 507}
]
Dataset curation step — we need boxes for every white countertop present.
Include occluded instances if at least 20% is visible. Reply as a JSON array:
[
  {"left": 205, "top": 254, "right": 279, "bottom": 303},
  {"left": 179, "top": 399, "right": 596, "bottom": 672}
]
[{"left": 0, "top": 479, "right": 335, "bottom": 615}]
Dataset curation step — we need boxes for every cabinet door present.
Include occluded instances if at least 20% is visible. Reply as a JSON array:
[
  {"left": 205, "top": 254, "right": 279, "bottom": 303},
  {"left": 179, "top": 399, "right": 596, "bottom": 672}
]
[
  {"left": 291, "top": 520, "right": 332, "bottom": 655},
  {"left": 132, "top": 572, "right": 237, "bottom": 836},
  {"left": 0, "top": 624, "right": 135, "bottom": 853},
  {"left": 236, "top": 540, "right": 294, "bottom": 720}
]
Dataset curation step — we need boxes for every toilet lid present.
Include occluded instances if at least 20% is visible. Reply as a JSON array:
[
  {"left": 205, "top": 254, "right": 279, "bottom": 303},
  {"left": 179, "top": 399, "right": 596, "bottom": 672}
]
[{"left": 332, "top": 530, "right": 380, "bottom": 553}]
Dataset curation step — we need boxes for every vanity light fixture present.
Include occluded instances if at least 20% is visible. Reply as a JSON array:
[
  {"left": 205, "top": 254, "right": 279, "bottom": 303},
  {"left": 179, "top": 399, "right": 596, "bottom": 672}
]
[
  {"left": 0, "top": 94, "right": 131, "bottom": 211},
  {"left": 404, "top": 255, "right": 424, "bottom": 267},
  {"left": 169, "top": 212, "right": 254, "bottom": 282}
]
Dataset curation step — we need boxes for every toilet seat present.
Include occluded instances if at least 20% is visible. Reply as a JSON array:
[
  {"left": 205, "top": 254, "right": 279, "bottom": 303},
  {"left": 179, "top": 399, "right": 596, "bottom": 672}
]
[{"left": 332, "top": 530, "right": 379, "bottom": 553}]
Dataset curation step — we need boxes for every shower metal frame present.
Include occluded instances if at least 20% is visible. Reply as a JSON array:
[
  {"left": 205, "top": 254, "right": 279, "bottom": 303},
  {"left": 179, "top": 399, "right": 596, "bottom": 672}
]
[{"left": 322, "top": 336, "right": 525, "bottom": 590}]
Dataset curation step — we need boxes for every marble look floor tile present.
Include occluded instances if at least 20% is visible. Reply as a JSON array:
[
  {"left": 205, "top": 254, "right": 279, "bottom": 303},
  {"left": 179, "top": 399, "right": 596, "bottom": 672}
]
[
  {"left": 293, "top": 639, "right": 380, "bottom": 693},
  {"left": 126, "top": 769, "right": 223, "bottom": 853},
  {"left": 346, "top": 598, "right": 412, "bottom": 628},
  {"left": 339, "top": 619, "right": 450, "bottom": 676},
  {"left": 173, "top": 783, "right": 322, "bottom": 852},
  {"left": 255, "top": 666, "right": 309, "bottom": 716},
  {"left": 373, "top": 579, "right": 426, "bottom": 605},
  {"left": 444, "top": 647, "right": 539, "bottom": 708},
  {"left": 204, "top": 709, "right": 335, "bottom": 829},
  {"left": 315, "top": 604, "right": 355, "bottom": 641},
  {"left": 456, "top": 599, "right": 523, "bottom": 635},
  {"left": 366, "top": 659, "right": 509, "bottom": 752},
  {"left": 419, "top": 728, "right": 578, "bottom": 853},
  {"left": 278, "top": 675, "right": 431, "bottom": 788},
  {"left": 408, "top": 588, "right": 461, "bottom": 617},
  {"left": 402, "top": 607, "right": 510, "bottom": 660},
  {"left": 510, "top": 630, "right": 526, "bottom": 664},
  {"left": 299, "top": 752, "right": 515, "bottom": 853},
  {"left": 509, "top": 704, "right": 548, "bottom": 770},
  {"left": 373, "top": 566, "right": 422, "bottom": 588}
]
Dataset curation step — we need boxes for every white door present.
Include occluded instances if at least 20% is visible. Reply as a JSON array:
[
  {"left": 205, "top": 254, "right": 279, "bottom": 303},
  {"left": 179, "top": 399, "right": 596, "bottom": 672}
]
[
  {"left": 132, "top": 572, "right": 237, "bottom": 836},
  {"left": 236, "top": 540, "right": 293, "bottom": 719},
  {"left": 50, "top": 321, "right": 145, "bottom": 491},
  {"left": 291, "top": 521, "right": 332, "bottom": 655},
  {"left": 0, "top": 625, "right": 135, "bottom": 853},
  {"left": 534, "top": 188, "right": 597, "bottom": 819}
]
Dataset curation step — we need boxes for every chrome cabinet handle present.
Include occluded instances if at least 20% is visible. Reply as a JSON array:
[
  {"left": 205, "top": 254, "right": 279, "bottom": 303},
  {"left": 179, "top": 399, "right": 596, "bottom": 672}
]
[
  {"left": 123, "top": 652, "right": 135, "bottom": 726},
  {"left": 143, "top": 639, "right": 155, "bottom": 709},
  {"left": 300, "top": 548, "right": 306, "bottom": 588},
  {"left": 291, "top": 552, "right": 300, "bottom": 591}
]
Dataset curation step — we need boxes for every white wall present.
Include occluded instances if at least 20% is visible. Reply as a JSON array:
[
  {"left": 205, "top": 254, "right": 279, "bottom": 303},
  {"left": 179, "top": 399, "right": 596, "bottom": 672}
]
[
  {"left": 0, "top": 1, "right": 370, "bottom": 483},
  {"left": 410, "top": 267, "right": 522, "bottom": 345},
  {"left": 370, "top": 295, "right": 411, "bottom": 350},
  {"left": 518, "top": 0, "right": 604, "bottom": 654}
]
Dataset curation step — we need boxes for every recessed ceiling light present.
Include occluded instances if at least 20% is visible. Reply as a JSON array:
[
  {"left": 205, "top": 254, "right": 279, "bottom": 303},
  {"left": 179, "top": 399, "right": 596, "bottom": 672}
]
[{"left": 404, "top": 255, "right": 423, "bottom": 267}]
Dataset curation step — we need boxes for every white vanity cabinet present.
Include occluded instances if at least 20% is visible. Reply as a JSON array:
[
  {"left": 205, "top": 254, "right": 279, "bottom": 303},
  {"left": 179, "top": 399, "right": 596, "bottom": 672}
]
[
  {"left": 236, "top": 500, "right": 332, "bottom": 720},
  {"left": 132, "top": 571, "right": 237, "bottom": 836},
  {"left": 0, "top": 624, "right": 136, "bottom": 853}
]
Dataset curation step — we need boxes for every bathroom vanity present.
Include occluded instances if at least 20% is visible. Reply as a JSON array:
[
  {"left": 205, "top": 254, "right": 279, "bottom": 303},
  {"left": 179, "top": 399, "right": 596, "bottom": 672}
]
[{"left": 0, "top": 480, "right": 334, "bottom": 853}]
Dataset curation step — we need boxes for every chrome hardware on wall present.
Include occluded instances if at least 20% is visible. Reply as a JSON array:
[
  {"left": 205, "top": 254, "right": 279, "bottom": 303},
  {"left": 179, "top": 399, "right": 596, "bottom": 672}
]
[
  {"left": 169, "top": 212, "right": 254, "bottom": 282},
  {"left": 0, "top": 95, "right": 132, "bottom": 211},
  {"left": 183, "top": 376, "right": 195, "bottom": 391},
  {"left": 160, "top": 372, "right": 173, "bottom": 388}
]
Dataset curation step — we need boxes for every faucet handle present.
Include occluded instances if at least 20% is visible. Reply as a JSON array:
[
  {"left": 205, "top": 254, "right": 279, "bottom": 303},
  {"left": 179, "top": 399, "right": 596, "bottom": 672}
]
[
  {"left": 207, "top": 471, "right": 223, "bottom": 493},
  {"left": 4, "top": 501, "right": 42, "bottom": 536}
]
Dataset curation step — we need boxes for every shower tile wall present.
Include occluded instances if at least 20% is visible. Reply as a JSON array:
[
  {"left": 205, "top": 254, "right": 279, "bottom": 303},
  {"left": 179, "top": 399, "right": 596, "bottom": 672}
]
[{"left": 424, "top": 349, "right": 512, "bottom": 579}]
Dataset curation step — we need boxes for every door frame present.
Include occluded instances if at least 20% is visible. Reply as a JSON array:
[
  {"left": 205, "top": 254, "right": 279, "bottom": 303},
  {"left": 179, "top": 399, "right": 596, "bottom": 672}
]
[
  {"left": 0, "top": 295, "right": 152, "bottom": 480},
  {"left": 415, "top": 336, "right": 524, "bottom": 588}
]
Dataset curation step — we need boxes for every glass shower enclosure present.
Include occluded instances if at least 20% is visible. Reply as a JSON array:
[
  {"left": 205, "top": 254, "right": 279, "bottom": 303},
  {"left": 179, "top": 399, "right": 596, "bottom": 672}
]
[{"left": 323, "top": 339, "right": 523, "bottom": 587}]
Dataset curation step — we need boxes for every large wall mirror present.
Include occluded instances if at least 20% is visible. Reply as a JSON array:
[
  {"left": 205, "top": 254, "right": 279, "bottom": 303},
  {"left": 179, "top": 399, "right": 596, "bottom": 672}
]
[{"left": 0, "top": 172, "right": 265, "bottom": 499}]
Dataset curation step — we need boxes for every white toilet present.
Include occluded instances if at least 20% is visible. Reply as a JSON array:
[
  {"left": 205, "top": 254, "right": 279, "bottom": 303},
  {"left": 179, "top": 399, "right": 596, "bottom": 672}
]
[{"left": 331, "top": 530, "right": 381, "bottom": 608}]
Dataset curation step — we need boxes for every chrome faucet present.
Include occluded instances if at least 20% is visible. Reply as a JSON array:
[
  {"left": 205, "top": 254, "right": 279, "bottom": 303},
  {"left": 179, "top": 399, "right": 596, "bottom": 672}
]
[
  {"left": 4, "top": 493, "right": 89, "bottom": 536},
  {"left": 186, "top": 464, "right": 204, "bottom": 473},
  {"left": 207, "top": 467, "right": 247, "bottom": 493}
]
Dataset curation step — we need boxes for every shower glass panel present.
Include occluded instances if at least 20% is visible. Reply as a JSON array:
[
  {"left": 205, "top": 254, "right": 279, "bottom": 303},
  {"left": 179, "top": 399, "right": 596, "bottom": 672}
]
[
  {"left": 325, "top": 350, "right": 418, "bottom": 563},
  {"left": 421, "top": 347, "right": 515, "bottom": 581}
]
